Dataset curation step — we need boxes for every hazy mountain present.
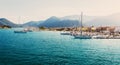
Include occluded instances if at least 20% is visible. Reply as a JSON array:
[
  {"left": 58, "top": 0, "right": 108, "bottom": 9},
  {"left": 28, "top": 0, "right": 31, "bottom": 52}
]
[
  {"left": 38, "top": 16, "right": 80, "bottom": 27},
  {"left": 23, "top": 21, "right": 44, "bottom": 27},
  {"left": 23, "top": 13, "right": 120, "bottom": 27},
  {"left": 0, "top": 18, "right": 17, "bottom": 27},
  {"left": 23, "top": 16, "right": 80, "bottom": 28},
  {"left": 61, "top": 15, "right": 99, "bottom": 23},
  {"left": 86, "top": 13, "right": 120, "bottom": 26},
  {"left": 40, "top": 16, "right": 60, "bottom": 27}
]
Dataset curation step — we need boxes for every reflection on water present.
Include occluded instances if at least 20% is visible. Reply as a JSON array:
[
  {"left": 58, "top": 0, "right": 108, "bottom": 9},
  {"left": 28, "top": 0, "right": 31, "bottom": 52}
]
[{"left": 0, "top": 29, "right": 120, "bottom": 65}]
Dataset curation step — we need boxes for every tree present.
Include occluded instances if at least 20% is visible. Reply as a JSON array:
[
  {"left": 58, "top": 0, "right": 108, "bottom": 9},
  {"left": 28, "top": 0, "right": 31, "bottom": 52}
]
[{"left": 39, "top": 26, "right": 46, "bottom": 30}]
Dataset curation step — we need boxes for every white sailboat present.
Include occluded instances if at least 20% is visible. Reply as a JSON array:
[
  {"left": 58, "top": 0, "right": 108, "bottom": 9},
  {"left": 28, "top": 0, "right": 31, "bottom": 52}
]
[
  {"left": 14, "top": 16, "right": 27, "bottom": 33},
  {"left": 74, "top": 12, "right": 91, "bottom": 39}
]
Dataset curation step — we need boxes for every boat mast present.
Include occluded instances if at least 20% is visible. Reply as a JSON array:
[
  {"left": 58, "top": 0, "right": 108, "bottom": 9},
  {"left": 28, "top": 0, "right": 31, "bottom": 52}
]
[
  {"left": 80, "top": 12, "right": 83, "bottom": 35},
  {"left": 18, "top": 16, "right": 20, "bottom": 24}
]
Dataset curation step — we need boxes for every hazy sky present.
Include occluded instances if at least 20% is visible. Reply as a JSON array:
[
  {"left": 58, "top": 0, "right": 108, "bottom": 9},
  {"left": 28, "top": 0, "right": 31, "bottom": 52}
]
[{"left": 0, "top": 0, "right": 120, "bottom": 23}]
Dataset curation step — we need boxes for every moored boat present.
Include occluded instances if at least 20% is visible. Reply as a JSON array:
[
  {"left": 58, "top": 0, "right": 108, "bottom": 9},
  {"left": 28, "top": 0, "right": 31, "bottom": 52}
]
[
  {"left": 14, "top": 30, "right": 27, "bottom": 33},
  {"left": 74, "top": 35, "right": 91, "bottom": 39},
  {"left": 74, "top": 12, "right": 92, "bottom": 39},
  {"left": 92, "top": 35, "right": 106, "bottom": 39},
  {"left": 60, "top": 31, "right": 71, "bottom": 35}
]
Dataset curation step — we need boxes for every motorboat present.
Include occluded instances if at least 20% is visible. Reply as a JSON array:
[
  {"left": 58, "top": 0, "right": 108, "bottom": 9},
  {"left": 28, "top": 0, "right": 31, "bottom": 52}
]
[
  {"left": 14, "top": 30, "right": 27, "bottom": 33},
  {"left": 74, "top": 35, "right": 91, "bottom": 39}
]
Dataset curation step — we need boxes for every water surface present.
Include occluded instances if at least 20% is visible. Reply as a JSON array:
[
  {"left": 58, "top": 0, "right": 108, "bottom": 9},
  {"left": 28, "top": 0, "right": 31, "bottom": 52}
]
[{"left": 0, "top": 29, "right": 120, "bottom": 65}]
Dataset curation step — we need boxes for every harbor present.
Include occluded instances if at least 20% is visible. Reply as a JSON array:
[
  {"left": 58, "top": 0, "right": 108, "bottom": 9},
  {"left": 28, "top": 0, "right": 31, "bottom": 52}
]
[
  {"left": 1, "top": 0, "right": 120, "bottom": 65},
  {"left": 60, "top": 12, "right": 120, "bottom": 39},
  {"left": 10, "top": 26, "right": 120, "bottom": 39}
]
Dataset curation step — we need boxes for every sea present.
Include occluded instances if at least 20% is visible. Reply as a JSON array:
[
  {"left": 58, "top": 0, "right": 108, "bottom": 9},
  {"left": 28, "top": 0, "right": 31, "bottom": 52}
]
[{"left": 0, "top": 28, "right": 120, "bottom": 65}]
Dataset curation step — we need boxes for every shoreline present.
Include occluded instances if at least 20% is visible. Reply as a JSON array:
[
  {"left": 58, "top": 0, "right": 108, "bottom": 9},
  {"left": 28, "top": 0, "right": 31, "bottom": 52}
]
[{"left": 1, "top": 27, "right": 120, "bottom": 39}]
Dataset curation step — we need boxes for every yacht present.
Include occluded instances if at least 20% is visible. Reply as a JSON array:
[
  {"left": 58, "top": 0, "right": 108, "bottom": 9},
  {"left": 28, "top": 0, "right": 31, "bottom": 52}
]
[
  {"left": 14, "top": 30, "right": 27, "bottom": 33},
  {"left": 14, "top": 17, "right": 28, "bottom": 33},
  {"left": 74, "top": 12, "right": 91, "bottom": 39}
]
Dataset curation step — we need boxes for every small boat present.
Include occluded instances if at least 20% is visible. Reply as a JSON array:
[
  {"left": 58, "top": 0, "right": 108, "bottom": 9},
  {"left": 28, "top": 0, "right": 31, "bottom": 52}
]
[
  {"left": 14, "top": 30, "right": 27, "bottom": 33},
  {"left": 14, "top": 17, "right": 27, "bottom": 33},
  {"left": 25, "top": 29, "right": 33, "bottom": 32},
  {"left": 60, "top": 32, "right": 70, "bottom": 35},
  {"left": 24, "top": 28, "right": 33, "bottom": 32},
  {"left": 92, "top": 35, "right": 105, "bottom": 39},
  {"left": 27, "top": 30, "right": 33, "bottom": 32},
  {"left": 74, "top": 35, "right": 91, "bottom": 39}
]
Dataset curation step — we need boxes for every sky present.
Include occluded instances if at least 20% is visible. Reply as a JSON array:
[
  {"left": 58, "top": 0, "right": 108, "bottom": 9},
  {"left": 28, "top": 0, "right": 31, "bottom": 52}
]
[{"left": 0, "top": 0, "right": 120, "bottom": 23}]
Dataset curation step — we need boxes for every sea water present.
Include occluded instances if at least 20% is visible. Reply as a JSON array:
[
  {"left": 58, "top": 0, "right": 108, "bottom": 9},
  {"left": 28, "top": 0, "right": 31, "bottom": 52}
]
[{"left": 0, "top": 29, "right": 120, "bottom": 65}]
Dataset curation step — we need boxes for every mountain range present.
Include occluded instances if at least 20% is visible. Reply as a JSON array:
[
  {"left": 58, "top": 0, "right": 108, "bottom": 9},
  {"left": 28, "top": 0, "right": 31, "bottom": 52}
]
[
  {"left": 0, "top": 18, "right": 17, "bottom": 27},
  {"left": 23, "top": 16, "right": 80, "bottom": 27},
  {"left": 1, "top": 13, "right": 120, "bottom": 28},
  {"left": 86, "top": 13, "right": 120, "bottom": 26}
]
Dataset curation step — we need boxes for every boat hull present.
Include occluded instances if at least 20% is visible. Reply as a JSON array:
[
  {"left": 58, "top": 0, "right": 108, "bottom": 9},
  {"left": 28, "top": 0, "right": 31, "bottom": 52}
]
[
  {"left": 60, "top": 33, "right": 70, "bottom": 35},
  {"left": 14, "top": 31, "right": 27, "bottom": 33},
  {"left": 74, "top": 35, "right": 91, "bottom": 39}
]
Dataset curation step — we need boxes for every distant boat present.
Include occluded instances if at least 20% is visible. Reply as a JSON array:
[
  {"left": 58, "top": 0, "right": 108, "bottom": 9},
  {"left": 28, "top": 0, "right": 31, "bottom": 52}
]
[
  {"left": 74, "top": 12, "right": 91, "bottom": 39},
  {"left": 74, "top": 35, "right": 91, "bottom": 39},
  {"left": 24, "top": 28, "right": 33, "bottom": 32},
  {"left": 14, "top": 30, "right": 27, "bottom": 33},
  {"left": 60, "top": 32, "right": 70, "bottom": 35},
  {"left": 27, "top": 30, "right": 33, "bottom": 32},
  {"left": 14, "top": 17, "right": 27, "bottom": 33},
  {"left": 27, "top": 28, "right": 34, "bottom": 32}
]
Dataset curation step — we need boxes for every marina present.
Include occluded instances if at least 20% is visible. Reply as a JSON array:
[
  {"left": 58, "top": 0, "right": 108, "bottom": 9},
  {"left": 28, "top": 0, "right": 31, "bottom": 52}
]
[
  {"left": 61, "top": 31, "right": 120, "bottom": 39},
  {"left": 0, "top": 0, "right": 120, "bottom": 65},
  {"left": 60, "top": 12, "right": 120, "bottom": 39}
]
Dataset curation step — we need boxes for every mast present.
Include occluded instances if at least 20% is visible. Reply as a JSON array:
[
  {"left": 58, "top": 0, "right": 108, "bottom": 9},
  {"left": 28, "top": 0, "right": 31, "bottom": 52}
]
[
  {"left": 80, "top": 12, "right": 83, "bottom": 35},
  {"left": 18, "top": 16, "right": 21, "bottom": 24}
]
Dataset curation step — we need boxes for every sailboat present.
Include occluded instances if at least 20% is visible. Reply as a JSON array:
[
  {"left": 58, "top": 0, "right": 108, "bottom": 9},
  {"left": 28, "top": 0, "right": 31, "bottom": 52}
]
[
  {"left": 14, "top": 16, "right": 27, "bottom": 33},
  {"left": 74, "top": 12, "right": 91, "bottom": 39}
]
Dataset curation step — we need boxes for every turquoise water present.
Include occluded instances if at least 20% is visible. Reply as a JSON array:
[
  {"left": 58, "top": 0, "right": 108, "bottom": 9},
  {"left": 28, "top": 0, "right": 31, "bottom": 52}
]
[{"left": 0, "top": 29, "right": 120, "bottom": 65}]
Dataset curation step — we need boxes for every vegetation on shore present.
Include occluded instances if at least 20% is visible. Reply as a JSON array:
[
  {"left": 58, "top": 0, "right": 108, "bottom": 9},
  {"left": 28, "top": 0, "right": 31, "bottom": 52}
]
[
  {"left": 38, "top": 26, "right": 115, "bottom": 32},
  {"left": 0, "top": 25, "right": 11, "bottom": 29}
]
